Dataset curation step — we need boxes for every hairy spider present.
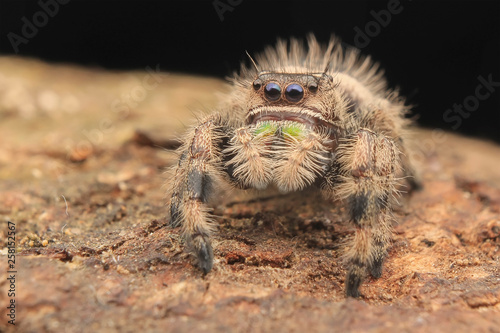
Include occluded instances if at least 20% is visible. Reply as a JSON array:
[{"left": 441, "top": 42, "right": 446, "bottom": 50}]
[{"left": 167, "top": 35, "right": 418, "bottom": 297}]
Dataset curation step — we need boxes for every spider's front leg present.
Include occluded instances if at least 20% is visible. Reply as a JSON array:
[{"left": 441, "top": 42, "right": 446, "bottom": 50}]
[
  {"left": 336, "top": 128, "right": 401, "bottom": 297},
  {"left": 169, "top": 115, "right": 227, "bottom": 273}
]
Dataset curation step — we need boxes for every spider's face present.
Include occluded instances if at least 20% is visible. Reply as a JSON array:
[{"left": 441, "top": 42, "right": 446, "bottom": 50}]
[{"left": 245, "top": 72, "right": 340, "bottom": 129}]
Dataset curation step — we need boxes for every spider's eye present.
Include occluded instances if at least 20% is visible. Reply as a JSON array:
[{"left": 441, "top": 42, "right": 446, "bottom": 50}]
[
  {"left": 285, "top": 83, "right": 304, "bottom": 103},
  {"left": 264, "top": 82, "right": 281, "bottom": 101},
  {"left": 308, "top": 82, "right": 318, "bottom": 93},
  {"left": 252, "top": 79, "right": 262, "bottom": 91}
]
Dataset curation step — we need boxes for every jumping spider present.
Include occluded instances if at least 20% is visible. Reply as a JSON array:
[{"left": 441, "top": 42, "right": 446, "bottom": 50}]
[{"left": 168, "top": 35, "right": 418, "bottom": 297}]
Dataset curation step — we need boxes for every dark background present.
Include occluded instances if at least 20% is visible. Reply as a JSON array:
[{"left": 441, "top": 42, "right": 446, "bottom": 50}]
[{"left": 1, "top": 0, "right": 499, "bottom": 142}]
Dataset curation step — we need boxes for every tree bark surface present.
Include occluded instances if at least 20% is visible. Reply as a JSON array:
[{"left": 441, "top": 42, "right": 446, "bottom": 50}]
[{"left": 0, "top": 58, "right": 499, "bottom": 332}]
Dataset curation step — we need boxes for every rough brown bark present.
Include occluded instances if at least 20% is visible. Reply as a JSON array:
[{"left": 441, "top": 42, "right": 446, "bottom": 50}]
[{"left": 0, "top": 58, "right": 499, "bottom": 332}]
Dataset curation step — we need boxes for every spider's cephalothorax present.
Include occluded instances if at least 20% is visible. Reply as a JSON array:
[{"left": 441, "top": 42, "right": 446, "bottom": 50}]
[{"left": 168, "top": 35, "right": 418, "bottom": 297}]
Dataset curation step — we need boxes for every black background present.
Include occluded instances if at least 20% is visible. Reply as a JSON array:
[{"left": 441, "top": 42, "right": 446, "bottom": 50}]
[{"left": 1, "top": 0, "right": 499, "bottom": 142}]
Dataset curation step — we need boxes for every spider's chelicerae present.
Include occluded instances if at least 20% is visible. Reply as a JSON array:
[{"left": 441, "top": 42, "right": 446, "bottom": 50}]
[{"left": 168, "top": 35, "right": 418, "bottom": 297}]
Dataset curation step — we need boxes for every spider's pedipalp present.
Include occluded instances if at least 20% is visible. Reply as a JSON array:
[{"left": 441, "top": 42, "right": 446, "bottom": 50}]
[
  {"left": 274, "top": 129, "right": 330, "bottom": 192},
  {"left": 224, "top": 126, "right": 273, "bottom": 189}
]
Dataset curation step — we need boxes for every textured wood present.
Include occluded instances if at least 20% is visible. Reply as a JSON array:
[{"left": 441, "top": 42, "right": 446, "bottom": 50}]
[{"left": 0, "top": 58, "right": 499, "bottom": 332}]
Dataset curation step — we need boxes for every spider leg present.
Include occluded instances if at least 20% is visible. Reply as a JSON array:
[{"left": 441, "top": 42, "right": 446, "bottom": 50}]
[
  {"left": 169, "top": 116, "right": 225, "bottom": 273},
  {"left": 336, "top": 128, "right": 401, "bottom": 297}
]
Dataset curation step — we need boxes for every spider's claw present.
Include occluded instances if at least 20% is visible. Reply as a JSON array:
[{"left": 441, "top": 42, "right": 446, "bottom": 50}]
[
  {"left": 369, "top": 257, "right": 383, "bottom": 279},
  {"left": 346, "top": 270, "right": 362, "bottom": 298},
  {"left": 193, "top": 235, "right": 214, "bottom": 274}
]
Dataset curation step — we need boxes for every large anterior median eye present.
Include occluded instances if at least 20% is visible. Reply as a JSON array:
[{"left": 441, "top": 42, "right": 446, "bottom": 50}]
[
  {"left": 264, "top": 82, "right": 281, "bottom": 101},
  {"left": 285, "top": 83, "right": 304, "bottom": 103}
]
